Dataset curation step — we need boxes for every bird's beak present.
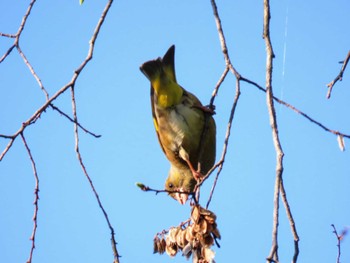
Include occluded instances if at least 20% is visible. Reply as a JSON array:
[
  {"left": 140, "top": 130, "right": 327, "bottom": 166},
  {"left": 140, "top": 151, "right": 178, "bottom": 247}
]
[{"left": 174, "top": 188, "right": 188, "bottom": 205}]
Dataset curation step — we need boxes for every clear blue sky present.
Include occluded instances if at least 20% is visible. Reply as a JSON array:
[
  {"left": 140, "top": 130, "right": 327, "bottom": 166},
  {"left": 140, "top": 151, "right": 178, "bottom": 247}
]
[{"left": 1, "top": 0, "right": 349, "bottom": 262}]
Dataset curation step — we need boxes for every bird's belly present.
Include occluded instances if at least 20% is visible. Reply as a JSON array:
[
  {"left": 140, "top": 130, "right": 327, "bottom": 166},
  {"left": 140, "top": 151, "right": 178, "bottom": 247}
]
[{"left": 157, "top": 105, "right": 203, "bottom": 162}]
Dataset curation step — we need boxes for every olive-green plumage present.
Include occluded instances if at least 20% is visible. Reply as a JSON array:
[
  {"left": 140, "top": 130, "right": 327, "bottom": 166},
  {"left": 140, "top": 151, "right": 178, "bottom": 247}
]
[{"left": 140, "top": 45, "right": 216, "bottom": 204}]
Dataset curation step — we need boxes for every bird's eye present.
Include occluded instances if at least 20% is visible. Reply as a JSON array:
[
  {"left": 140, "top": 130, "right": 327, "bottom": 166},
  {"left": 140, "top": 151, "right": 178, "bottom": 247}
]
[{"left": 168, "top": 183, "right": 173, "bottom": 188}]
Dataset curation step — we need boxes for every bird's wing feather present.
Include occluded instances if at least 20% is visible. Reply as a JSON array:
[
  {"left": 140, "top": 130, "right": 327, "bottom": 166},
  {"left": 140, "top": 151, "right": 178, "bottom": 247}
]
[{"left": 150, "top": 86, "right": 167, "bottom": 155}]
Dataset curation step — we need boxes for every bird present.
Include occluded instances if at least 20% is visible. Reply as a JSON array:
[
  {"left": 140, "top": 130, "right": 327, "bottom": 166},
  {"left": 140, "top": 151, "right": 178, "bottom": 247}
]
[{"left": 140, "top": 45, "right": 216, "bottom": 204}]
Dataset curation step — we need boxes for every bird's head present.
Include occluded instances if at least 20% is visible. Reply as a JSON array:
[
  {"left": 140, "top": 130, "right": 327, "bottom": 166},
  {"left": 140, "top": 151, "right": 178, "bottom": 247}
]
[{"left": 165, "top": 165, "right": 196, "bottom": 205}]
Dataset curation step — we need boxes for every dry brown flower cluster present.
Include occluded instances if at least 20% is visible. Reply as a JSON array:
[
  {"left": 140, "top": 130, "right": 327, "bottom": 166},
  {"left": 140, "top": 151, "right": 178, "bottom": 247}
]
[{"left": 153, "top": 205, "right": 220, "bottom": 263}]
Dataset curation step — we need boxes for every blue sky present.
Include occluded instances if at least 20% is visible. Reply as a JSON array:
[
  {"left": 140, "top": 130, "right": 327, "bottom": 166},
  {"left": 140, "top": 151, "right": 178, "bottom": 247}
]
[{"left": 1, "top": 0, "right": 349, "bottom": 262}]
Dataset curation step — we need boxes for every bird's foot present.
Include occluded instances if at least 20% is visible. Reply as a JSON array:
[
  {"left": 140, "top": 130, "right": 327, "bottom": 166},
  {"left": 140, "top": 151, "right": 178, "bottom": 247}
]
[
  {"left": 191, "top": 163, "right": 205, "bottom": 182},
  {"left": 192, "top": 104, "right": 216, "bottom": 115}
]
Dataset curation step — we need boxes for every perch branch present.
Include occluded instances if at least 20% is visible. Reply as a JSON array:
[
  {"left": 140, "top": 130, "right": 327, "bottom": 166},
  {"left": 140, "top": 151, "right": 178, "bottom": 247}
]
[
  {"left": 196, "top": 0, "right": 242, "bottom": 207},
  {"left": 136, "top": 183, "right": 196, "bottom": 201}
]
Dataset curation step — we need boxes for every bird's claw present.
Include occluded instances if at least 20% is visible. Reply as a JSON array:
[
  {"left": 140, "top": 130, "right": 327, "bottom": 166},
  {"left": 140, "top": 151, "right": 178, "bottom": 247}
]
[{"left": 192, "top": 104, "right": 216, "bottom": 115}]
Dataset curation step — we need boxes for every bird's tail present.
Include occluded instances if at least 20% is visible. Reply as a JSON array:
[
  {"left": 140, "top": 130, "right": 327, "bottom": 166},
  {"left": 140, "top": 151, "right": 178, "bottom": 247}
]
[{"left": 140, "top": 45, "right": 176, "bottom": 82}]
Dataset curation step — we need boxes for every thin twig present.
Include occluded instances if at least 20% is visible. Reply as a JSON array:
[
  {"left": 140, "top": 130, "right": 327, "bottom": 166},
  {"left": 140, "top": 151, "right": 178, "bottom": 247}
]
[
  {"left": 206, "top": 78, "right": 241, "bottom": 209},
  {"left": 327, "top": 50, "right": 350, "bottom": 99},
  {"left": 197, "top": 0, "right": 242, "bottom": 207},
  {"left": 71, "top": 86, "right": 120, "bottom": 263},
  {"left": 0, "top": 45, "right": 16, "bottom": 63},
  {"left": 209, "top": 67, "right": 229, "bottom": 108},
  {"left": 1, "top": 0, "right": 119, "bottom": 261},
  {"left": 50, "top": 103, "right": 101, "bottom": 138},
  {"left": 0, "top": 32, "right": 16, "bottom": 38},
  {"left": 241, "top": 77, "right": 350, "bottom": 139},
  {"left": 331, "top": 224, "right": 348, "bottom": 263},
  {"left": 17, "top": 45, "right": 49, "bottom": 100},
  {"left": 136, "top": 183, "right": 196, "bottom": 200},
  {"left": 15, "top": 0, "right": 37, "bottom": 43},
  {"left": 0, "top": 0, "right": 36, "bottom": 63},
  {"left": 279, "top": 177, "right": 299, "bottom": 262},
  {"left": 20, "top": 133, "right": 39, "bottom": 263},
  {"left": 331, "top": 224, "right": 342, "bottom": 263},
  {"left": 0, "top": 0, "right": 114, "bottom": 162}
]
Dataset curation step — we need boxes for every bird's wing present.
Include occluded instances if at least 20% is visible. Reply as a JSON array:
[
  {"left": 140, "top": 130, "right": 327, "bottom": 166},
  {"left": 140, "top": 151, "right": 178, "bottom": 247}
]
[{"left": 150, "top": 86, "right": 167, "bottom": 155}]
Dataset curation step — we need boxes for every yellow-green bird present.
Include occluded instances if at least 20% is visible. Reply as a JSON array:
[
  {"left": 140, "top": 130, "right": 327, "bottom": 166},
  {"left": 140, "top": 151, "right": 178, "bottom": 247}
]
[{"left": 140, "top": 45, "right": 216, "bottom": 204}]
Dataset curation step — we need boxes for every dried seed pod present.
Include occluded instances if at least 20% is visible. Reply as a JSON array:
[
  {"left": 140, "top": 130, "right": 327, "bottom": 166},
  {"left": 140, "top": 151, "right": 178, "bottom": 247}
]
[
  {"left": 198, "top": 218, "right": 208, "bottom": 234},
  {"left": 191, "top": 205, "right": 201, "bottom": 223},
  {"left": 199, "top": 206, "right": 215, "bottom": 218},
  {"left": 153, "top": 236, "right": 160, "bottom": 254},
  {"left": 159, "top": 238, "right": 166, "bottom": 254},
  {"left": 201, "top": 247, "right": 216, "bottom": 263},
  {"left": 155, "top": 205, "right": 220, "bottom": 262},
  {"left": 211, "top": 224, "right": 221, "bottom": 240},
  {"left": 166, "top": 230, "right": 178, "bottom": 257},
  {"left": 168, "top": 227, "right": 180, "bottom": 243},
  {"left": 185, "top": 225, "right": 194, "bottom": 242},
  {"left": 204, "top": 214, "right": 216, "bottom": 225},
  {"left": 182, "top": 242, "right": 192, "bottom": 258},
  {"left": 165, "top": 240, "right": 178, "bottom": 257},
  {"left": 176, "top": 229, "right": 188, "bottom": 248},
  {"left": 202, "top": 233, "right": 214, "bottom": 247},
  {"left": 153, "top": 236, "right": 166, "bottom": 254}
]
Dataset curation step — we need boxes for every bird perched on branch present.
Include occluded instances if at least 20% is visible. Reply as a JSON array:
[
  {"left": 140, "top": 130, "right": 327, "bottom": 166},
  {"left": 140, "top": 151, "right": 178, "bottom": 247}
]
[{"left": 140, "top": 45, "right": 216, "bottom": 204}]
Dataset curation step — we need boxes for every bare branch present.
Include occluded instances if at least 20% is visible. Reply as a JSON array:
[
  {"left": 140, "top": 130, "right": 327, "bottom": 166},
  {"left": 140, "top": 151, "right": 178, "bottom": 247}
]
[
  {"left": 1, "top": 0, "right": 119, "bottom": 261},
  {"left": 204, "top": 78, "right": 241, "bottom": 209},
  {"left": 0, "top": 33, "right": 16, "bottom": 38},
  {"left": 195, "top": 0, "right": 243, "bottom": 207},
  {"left": 331, "top": 224, "right": 342, "bottom": 263},
  {"left": 241, "top": 76, "right": 350, "bottom": 139},
  {"left": 50, "top": 103, "right": 101, "bottom": 138},
  {"left": 0, "top": 0, "right": 37, "bottom": 63},
  {"left": 327, "top": 50, "right": 350, "bottom": 99},
  {"left": 0, "top": 45, "right": 16, "bottom": 63},
  {"left": 71, "top": 86, "right": 120, "bottom": 263},
  {"left": 17, "top": 45, "right": 49, "bottom": 100},
  {"left": 15, "top": 0, "right": 37, "bottom": 42},
  {"left": 210, "top": 0, "right": 240, "bottom": 79},
  {"left": 209, "top": 67, "right": 229, "bottom": 108},
  {"left": 280, "top": 178, "right": 299, "bottom": 262},
  {"left": 331, "top": 224, "right": 348, "bottom": 263},
  {"left": 136, "top": 183, "right": 196, "bottom": 201},
  {"left": 0, "top": 0, "right": 114, "bottom": 161},
  {"left": 20, "top": 133, "right": 39, "bottom": 263},
  {"left": 262, "top": 1, "right": 299, "bottom": 262}
]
